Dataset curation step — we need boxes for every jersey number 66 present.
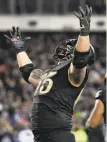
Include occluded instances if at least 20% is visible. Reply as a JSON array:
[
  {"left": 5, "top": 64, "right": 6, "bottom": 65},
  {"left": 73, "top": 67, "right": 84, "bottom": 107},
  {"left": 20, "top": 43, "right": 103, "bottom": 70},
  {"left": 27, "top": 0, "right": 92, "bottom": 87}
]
[{"left": 34, "top": 71, "right": 57, "bottom": 96}]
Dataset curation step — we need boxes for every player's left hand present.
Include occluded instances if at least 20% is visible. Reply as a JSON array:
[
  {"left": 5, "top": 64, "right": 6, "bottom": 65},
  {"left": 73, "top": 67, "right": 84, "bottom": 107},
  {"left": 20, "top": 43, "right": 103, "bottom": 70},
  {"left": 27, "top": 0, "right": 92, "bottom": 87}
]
[{"left": 74, "top": 5, "right": 92, "bottom": 36}]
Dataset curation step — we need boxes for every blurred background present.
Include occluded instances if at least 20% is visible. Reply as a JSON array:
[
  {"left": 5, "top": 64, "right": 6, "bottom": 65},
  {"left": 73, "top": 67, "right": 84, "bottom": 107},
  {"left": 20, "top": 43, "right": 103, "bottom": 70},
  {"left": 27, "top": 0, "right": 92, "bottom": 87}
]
[{"left": 0, "top": 0, "right": 106, "bottom": 142}]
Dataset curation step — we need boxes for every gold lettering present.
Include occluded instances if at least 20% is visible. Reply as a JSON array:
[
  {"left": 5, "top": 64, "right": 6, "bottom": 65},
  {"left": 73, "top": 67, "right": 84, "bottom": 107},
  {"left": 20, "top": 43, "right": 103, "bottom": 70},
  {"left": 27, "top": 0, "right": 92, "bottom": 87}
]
[{"left": 34, "top": 71, "right": 57, "bottom": 95}]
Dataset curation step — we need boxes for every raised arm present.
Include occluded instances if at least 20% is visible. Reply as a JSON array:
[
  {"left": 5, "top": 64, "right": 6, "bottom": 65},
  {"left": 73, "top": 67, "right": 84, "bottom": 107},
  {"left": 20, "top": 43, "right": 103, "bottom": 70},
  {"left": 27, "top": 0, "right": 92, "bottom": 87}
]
[
  {"left": 17, "top": 52, "right": 43, "bottom": 87},
  {"left": 69, "top": 5, "right": 92, "bottom": 87},
  {"left": 4, "top": 27, "right": 43, "bottom": 87}
]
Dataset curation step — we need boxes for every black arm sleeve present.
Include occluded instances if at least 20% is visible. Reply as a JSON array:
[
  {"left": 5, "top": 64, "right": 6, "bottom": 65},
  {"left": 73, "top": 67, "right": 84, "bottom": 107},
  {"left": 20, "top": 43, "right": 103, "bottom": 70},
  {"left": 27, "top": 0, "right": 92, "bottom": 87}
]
[
  {"left": 73, "top": 49, "right": 90, "bottom": 69},
  {"left": 19, "top": 63, "right": 35, "bottom": 83},
  {"left": 95, "top": 88, "right": 106, "bottom": 105}
]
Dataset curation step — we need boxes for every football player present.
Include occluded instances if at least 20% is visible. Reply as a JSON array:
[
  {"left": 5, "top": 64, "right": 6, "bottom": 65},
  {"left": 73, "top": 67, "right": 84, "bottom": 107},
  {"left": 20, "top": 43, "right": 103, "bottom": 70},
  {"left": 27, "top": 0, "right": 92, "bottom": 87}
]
[
  {"left": 86, "top": 74, "right": 106, "bottom": 129},
  {"left": 5, "top": 5, "right": 95, "bottom": 142}
]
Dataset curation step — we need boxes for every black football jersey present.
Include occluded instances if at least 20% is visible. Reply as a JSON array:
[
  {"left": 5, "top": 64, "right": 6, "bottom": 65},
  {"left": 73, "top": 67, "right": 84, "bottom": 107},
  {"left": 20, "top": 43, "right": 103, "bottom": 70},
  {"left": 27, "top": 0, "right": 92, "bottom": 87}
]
[
  {"left": 95, "top": 87, "right": 106, "bottom": 124},
  {"left": 31, "top": 61, "right": 89, "bottom": 132}
]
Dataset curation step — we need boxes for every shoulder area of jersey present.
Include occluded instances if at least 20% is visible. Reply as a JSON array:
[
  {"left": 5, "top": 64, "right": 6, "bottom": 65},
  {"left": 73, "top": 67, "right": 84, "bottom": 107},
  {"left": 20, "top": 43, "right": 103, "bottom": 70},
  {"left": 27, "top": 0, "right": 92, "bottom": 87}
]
[{"left": 96, "top": 90, "right": 103, "bottom": 98}]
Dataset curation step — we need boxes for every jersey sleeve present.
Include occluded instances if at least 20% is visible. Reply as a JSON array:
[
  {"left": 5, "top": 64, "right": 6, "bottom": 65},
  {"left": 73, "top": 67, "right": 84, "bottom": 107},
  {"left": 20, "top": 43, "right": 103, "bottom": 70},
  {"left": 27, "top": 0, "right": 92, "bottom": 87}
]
[{"left": 95, "top": 89, "right": 106, "bottom": 105}]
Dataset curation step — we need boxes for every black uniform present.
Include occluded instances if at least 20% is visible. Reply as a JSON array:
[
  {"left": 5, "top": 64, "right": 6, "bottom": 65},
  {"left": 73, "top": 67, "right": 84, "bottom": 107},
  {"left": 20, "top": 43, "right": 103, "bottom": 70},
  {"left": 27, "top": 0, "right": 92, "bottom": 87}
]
[
  {"left": 95, "top": 87, "right": 106, "bottom": 124},
  {"left": 31, "top": 61, "right": 89, "bottom": 142}
]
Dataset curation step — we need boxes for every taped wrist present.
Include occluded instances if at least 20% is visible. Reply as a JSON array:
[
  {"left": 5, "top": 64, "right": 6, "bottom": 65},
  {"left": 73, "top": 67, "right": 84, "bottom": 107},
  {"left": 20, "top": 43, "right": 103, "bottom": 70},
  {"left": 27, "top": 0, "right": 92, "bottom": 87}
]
[
  {"left": 19, "top": 63, "right": 35, "bottom": 83},
  {"left": 73, "top": 49, "right": 90, "bottom": 69}
]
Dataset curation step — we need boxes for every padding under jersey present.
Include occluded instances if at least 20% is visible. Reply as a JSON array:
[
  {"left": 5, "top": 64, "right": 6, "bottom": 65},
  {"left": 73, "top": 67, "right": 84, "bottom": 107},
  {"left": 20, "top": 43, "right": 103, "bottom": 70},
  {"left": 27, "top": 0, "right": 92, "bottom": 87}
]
[{"left": 95, "top": 87, "right": 106, "bottom": 124}]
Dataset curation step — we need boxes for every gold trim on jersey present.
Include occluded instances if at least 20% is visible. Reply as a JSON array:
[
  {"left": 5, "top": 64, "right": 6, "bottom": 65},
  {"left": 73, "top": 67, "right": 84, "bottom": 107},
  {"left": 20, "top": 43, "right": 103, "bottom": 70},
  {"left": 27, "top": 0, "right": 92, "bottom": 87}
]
[{"left": 74, "top": 88, "right": 84, "bottom": 107}]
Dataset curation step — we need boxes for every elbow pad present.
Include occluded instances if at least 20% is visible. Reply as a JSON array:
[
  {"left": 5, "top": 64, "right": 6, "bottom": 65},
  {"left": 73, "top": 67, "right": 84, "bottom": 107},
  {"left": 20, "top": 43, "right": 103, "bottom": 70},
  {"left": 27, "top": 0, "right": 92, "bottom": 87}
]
[
  {"left": 73, "top": 45, "right": 95, "bottom": 69},
  {"left": 73, "top": 49, "right": 90, "bottom": 69},
  {"left": 19, "top": 63, "right": 35, "bottom": 83}
]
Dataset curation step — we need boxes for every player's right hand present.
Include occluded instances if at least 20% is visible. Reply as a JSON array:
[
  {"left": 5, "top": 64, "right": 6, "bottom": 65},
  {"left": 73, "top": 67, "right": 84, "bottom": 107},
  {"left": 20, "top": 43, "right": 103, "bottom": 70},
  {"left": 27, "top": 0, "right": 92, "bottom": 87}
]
[
  {"left": 4, "top": 27, "right": 31, "bottom": 53},
  {"left": 74, "top": 5, "right": 92, "bottom": 36}
]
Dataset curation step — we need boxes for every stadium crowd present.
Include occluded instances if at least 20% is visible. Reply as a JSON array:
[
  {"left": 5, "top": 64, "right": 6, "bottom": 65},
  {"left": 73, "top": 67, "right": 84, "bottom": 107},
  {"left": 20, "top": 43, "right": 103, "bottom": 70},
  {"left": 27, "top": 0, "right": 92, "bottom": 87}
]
[
  {"left": 0, "top": 0, "right": 106, "bottom": 14},
  {"left": 0, "top": 32, "right": 106, "bottom": 142}
]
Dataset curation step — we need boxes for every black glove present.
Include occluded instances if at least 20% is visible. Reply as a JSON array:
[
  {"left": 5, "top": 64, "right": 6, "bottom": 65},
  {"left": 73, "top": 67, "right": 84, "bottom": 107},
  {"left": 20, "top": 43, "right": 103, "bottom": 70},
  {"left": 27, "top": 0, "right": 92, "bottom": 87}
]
[
  {"left": 4, "top": 27, "right": 31, "bottom": 53},
  {"left": 74, "top": 5, "right": 92, "bottom": 36}
]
